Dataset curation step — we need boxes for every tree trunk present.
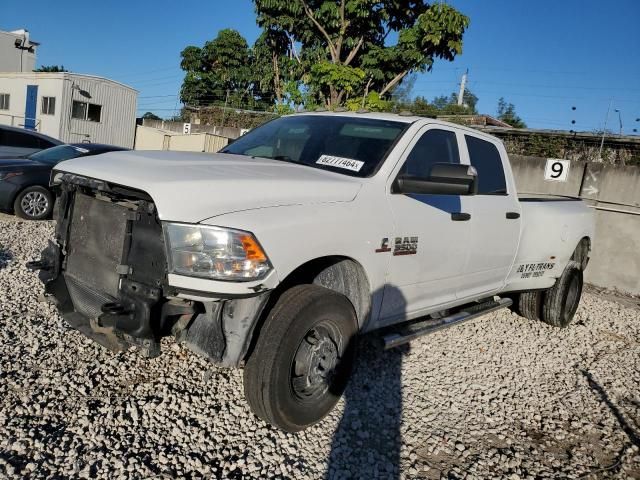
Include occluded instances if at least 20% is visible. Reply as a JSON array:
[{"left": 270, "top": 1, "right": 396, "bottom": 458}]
[
  {"left": 273, "top": 53, "right": 282, "bottom": 103},
  {"left": 329, "top": 86, "right": 340, "bottom": 108},
  {"left": 380, "top": 70, "right": 409, "bottom": 97}
]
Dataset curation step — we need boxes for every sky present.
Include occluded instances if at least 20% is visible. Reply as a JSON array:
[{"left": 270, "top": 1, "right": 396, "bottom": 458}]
[{"left": 3, "top": 0, "right": 639, "bottom": 134}]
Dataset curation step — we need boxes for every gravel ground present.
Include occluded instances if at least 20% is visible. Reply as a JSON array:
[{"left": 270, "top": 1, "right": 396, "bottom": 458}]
[{"left": 1, "top": 216, "right": 639, "bottom": 479}]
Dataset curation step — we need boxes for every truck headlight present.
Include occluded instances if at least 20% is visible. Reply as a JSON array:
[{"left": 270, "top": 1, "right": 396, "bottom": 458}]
[{"left": 163, "top": 223, "right": 272, "bottom": 281}]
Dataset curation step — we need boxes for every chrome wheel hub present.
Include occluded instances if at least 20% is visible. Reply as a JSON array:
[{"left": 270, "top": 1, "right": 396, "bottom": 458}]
[{"left": 21, "top": 192, "right": 49, "bottom": 218}]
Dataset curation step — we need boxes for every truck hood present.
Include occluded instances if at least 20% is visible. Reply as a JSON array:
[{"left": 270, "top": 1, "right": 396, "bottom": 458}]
[{"left": 56, "top": 150, "right": 363, "bottom": 222}]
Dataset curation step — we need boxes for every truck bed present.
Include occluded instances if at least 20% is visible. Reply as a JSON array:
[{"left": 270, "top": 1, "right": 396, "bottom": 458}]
[{"left": 503, "top": 195, "right": 594, "bottom": 293}]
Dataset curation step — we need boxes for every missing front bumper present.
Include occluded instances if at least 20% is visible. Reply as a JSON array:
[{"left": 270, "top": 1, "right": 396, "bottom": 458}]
[
  {"left": 30, "top": 182, "right": 170, "bottom": 357},
  {"left": 32, "top": 241, "right": 167, "bottom": 357},
  {"left": 30, "top": 179, "right": 271, "bottom": 365}
]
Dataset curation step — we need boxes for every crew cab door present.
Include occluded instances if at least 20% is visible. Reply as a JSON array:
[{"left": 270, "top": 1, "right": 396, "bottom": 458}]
[
  {"left": 458, "top": 134, "right": 521, "bottom": 299},
  {"left": 379, "top": 126, "right": 472, "bottom": 324}
]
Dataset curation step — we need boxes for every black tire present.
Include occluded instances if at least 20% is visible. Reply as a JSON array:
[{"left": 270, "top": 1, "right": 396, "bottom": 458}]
[
  {"left": 13, "top": 186, "right": 53, "bottom": 220},
  {"left": 517, "top": 290, "right": 544, "bottom": 321},
  {"left": 243, "top": 284, "right": 358, "bottom": 432},
  {"left": 541, "top": 260, "right": 583, "bottom": 328},
  {"left": 571, "top": 238, "right": 590, "bottom": 270}
]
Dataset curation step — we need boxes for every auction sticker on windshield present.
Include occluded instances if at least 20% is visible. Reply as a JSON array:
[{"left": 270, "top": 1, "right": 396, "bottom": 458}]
[{"left": 316, "top": 155, "right": 364, "bottom": 172}]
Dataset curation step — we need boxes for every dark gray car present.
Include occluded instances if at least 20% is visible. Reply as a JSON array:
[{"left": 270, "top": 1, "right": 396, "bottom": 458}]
[
  {"left": 0, "top": 143, "right": 129, "bottom": 220},
  {"left": 0, "top": 125, "right": 62, "bottom": 157}
]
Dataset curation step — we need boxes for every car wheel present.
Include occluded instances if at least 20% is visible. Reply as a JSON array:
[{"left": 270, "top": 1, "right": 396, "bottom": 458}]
[
  {"left": 243, "top": 284, "right": 358, "bottom": 432},
  {"left": 14, "top": 186, "right": 53, "bottom": 220},
  {"left": 541, "top": 261, "right": 583, "bottom": 328},
  {"left": 517, "top": 290, "right": 544, "bottom": 321}
]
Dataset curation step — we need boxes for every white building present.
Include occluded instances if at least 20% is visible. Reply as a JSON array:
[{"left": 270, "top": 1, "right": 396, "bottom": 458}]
[
  {"left": 0, "top": 29, "right": 39, "bottom": 73},
  {"left": 0, "top": 72, "right": 138, "bottom": 148}
]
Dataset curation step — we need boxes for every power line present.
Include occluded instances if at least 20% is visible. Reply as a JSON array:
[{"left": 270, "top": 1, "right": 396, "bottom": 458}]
[
  {"left": 138, "top": 94, "right": 178, "bottom": 98},
  {"left": 113, "top": 66, "right": 179, "bottom": 79}
]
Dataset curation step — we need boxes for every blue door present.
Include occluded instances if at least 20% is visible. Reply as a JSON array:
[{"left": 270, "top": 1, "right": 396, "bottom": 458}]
[{"left": 24, "top": 85, "right": 38, "bottom": 130}]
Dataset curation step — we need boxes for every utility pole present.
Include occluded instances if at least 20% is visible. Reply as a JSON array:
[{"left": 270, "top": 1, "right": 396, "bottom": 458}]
[
  {"left": 221, "top": 89, "right": 230, "bottom": 128},
  {"left": 457, "top": 69, "right": 468, "bottom": 106},
  {"left": 598, "top": 99, "right": 612, "bottom": 160},
  {"left": 614, "top": 109, "right": 623, "bottom": 135}
]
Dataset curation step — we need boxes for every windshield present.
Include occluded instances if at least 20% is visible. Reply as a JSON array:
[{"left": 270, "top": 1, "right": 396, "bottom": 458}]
[
  {"left": 29, "top": 145, "right": 89, "bottom": 165},
  {"left": 220, "top": 115, "right": 407, "bottom": 177}
]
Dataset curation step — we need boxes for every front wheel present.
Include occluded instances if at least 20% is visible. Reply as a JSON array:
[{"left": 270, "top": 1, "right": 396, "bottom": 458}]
[
  {"left": 243, "top": 284, "right": 358, "bottom": 432},
  {"left": 14, "top": 186, "right": 53, "bottom": 220}
]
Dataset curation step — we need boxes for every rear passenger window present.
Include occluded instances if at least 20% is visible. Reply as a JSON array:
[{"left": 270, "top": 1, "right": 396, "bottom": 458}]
[
  {"left": 2, "top": 130, "right": 41, "bottom": 149},
  {"left": 400, "top": 129, "right": 459, "bottom": 179},
  {"left": 465, "top": 136, "right": 507, "bottom": 195},
  {"left": 38, "top": 138, "right": 58, "bottom": 149}
]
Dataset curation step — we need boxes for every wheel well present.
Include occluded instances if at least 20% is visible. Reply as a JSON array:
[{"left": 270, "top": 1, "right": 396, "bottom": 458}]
[
  {"left": 241, "top": 256, "right": 371, "bottom": 364},
  {"left": 572, "top": 237, "right": 591, "bottom": 270},
  {"left": 277, "top": 256, "right": 371, "bottom": 328}
]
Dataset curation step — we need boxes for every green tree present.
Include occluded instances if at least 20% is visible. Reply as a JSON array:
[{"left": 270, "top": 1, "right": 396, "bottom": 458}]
[
  {"left": 179, "top": 29, "right": 265, "bottom": 109},
  {"left": 254, "top": 0, "right": 469, "bottom": 108},
  {"left": 253, "top": 28, "right": 303, "bottom": 106},
  {"left": 142, "top": 112, "right": 162, "bottom": 120},
  {"left": 34, "top": 65, "right": 68, "bottom": 72},
  {"left": 497, "top": 97, "right": 526, "bottom": 128},
  {"left": 393, "top": 88, "right": 478, "bottom": 116}
]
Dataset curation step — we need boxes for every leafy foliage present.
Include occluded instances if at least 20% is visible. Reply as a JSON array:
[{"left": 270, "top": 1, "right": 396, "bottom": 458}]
[
  {"left": 191, "top": 106, "right": 278, "bottom": 129},
  {"left": 179, "top": 2, "right": 469, "bottom": 114},
  {"left": 393, "top": 88, "right": 478, "bottom": 116},
  {"left": 254, "top": 0, "right": 469, "bottom": 107},
  {"left": 497, "top": 97, "right": 526, "bottom": 128},
  {"left": 34, "top": 65, "right": 68, "bottom": 72},
  {"left": 346, "top": 91, "right": 391, "bottom": 112},
  {"left": 142, "top": 112, "right": 162, "bottom": 120},
  {"left": 180, "top": 29, "right": 274, "bottom": 110}
]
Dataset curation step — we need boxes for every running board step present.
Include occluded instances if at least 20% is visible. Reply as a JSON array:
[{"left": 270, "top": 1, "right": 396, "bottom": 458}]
[{"left": 383, "top": 297, "right": 513, "bottom": 350}]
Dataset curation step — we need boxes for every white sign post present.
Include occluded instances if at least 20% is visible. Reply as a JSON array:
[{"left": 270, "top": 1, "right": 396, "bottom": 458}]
[
  {"left": 544, "top": 159, "right": 570, "bottom": 182},
  {"left": 183, "top": 123, "right": 192, "bottom": 135}
]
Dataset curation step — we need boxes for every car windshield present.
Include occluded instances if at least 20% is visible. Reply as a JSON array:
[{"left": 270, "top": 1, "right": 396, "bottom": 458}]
[
  {"left": 28, "top": 145, "right": 89, "bottom": 165},
  {"left": 220, "top": 115, "right": 407, "bottom": 177}
]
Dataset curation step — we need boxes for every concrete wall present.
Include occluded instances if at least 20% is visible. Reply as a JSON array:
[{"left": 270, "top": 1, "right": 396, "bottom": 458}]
[
  {"left": 509, "top": 155, "right": 586, "bottom": 196},
  {"left": 133, "top": 125, "right": 170, "bottom": 150},
  {"left": 579, "top": 163, "right": 640, "bottom": 206},
  {"left": 508, "top": 154, "right": 640, "bottom": 295},
  {"left": 142, "top": 119, "right": 243, "bottom": 139},
  {"left": 585, "top": 209, "right": 640, "bottom": 295},
  {"left": 134, "top": 125, "right": 228, "bottom": 152}
]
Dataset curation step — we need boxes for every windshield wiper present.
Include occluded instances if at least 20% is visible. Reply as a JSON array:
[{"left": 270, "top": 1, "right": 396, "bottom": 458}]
[{"left": 271, "top": 155, "right": 294, "bottom": 161}]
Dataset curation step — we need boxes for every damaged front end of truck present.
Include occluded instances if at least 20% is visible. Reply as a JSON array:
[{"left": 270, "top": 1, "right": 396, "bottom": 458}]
[{"left": 28, "top": 173, "right": 271, "bottom": 366}]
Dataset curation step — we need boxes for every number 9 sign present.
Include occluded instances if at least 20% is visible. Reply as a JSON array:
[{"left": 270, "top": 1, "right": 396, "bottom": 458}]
[{"left": 544, "top": 159, "right": 570, "bottom": 182}]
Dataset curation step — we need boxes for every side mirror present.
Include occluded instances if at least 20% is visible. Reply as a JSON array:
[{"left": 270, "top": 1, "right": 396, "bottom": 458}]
[{"left": 392, "top": 163, "right": 477, "bottom": 196}]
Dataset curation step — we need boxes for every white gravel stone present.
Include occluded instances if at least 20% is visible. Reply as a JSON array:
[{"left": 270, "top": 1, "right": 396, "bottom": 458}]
[{"left": 1, "top": 215, "right": 639, "bottom": 479}]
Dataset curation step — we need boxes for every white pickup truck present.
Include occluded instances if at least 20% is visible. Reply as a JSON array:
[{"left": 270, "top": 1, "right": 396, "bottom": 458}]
[{"left": 31, "top": 112, "right": 595, "bottom": 432}]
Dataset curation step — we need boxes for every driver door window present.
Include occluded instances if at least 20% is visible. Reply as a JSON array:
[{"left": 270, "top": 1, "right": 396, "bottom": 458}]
[{"left": 399, "top": 128, "right": 460, "bottom": 179}]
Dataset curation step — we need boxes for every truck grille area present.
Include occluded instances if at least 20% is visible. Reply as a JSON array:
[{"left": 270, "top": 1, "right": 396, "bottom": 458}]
[
  {"left": 66, "top": 193, "right": 130, "bottom": 298},
  {"left": 65, "top": 274, "right": 116, "bottom": 319},
  {"left": 33, "top": 178, "right": 169, "bottom": 356}
]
